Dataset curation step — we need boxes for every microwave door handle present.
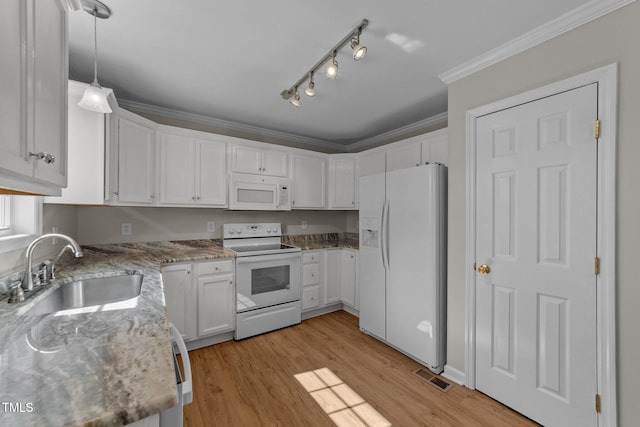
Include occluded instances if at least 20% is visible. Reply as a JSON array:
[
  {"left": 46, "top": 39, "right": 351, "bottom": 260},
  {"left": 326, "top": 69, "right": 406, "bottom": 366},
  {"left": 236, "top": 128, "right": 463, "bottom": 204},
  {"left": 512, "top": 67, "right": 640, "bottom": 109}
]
[{"left": 169, "top": 323, "right": 193, "bottom": 405}]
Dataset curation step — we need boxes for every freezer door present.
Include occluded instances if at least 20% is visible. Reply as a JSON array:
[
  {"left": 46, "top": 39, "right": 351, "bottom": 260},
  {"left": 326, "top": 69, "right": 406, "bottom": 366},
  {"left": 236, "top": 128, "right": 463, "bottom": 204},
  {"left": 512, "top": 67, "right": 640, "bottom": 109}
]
[
  {"left": 358, "top": 172, "right": 387, "bottom": 340},
  {"left": 385, "top": 165, "right": 446, "bottom": 371}
]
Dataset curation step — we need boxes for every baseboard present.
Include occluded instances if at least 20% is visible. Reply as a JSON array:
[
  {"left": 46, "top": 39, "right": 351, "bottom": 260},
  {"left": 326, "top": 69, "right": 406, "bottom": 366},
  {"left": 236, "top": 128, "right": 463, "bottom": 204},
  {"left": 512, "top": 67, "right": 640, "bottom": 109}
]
[
  {"left": 301, "top": 303, "right": 343, "bottom": 320},
  {"left": 442, "top": 365, "right": 466, "bottom": 386},
  {"left": 184, "top": 331, "right": 234, "bottom": 351},
  {"left": 341, "top": 305, "right": 359, "bottom": 317}
]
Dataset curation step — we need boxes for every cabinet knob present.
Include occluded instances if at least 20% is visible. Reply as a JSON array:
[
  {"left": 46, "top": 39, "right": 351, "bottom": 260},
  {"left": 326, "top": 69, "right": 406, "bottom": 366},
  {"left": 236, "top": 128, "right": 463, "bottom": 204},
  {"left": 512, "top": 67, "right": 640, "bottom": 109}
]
[
  {"left": 114, "top": 191, "right": 119, "bottom": 196},
  {"left": 229, "top": 280, "right": 233, "bottom": 284},
  {"left": 150, "top": 194, "right": 155, "bottom": 199},
  {"left": 292, "top": 200, "right": 295, "bottom": 205},
  {"left": 187, "top": 270, "right": 191, "bottom": 275},
  {"left": 197, "top": 196, "right": 201, "bottom": 200},
  {"left": 416, "top": 163, "right": 420, "bottom": 167},
  {"left": 192, "top": 196, "right": 196, "bottom": 200}
]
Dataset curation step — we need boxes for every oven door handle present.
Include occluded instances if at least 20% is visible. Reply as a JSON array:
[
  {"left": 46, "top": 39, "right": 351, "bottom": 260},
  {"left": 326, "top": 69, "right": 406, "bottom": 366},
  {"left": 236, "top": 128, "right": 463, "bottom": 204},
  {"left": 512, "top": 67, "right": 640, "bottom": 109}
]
[
  {"left": 169, "top": 323, "right": 193, "bottom": 405},
  {"left": 235, "top": 252, "right": 301, "bottom": 264}
]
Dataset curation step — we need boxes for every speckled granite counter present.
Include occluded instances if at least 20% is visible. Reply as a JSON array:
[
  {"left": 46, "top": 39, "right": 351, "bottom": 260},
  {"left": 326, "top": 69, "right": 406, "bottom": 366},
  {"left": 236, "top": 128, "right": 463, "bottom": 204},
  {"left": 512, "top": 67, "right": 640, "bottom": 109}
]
[
  {"left": 282, "top": 233, "right": 359, "bottom": 250},
  {"left": 0, "top": 240, "right": 234, "bottom": 427}
]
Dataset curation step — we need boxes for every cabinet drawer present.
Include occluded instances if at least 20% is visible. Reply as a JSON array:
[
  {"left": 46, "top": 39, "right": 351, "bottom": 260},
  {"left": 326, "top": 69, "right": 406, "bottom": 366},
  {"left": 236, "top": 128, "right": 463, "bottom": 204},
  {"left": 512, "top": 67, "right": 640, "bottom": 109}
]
[
  {"left": 302, "top": 286, "right": 320, "bottom": 310},
  {"left": 303, "top": 251, "right": 320, "bottom": 264},
  {"left": 303, "top": 263, "right": 320, "bottom": 285},
  {"left": 199, "top": 259, "right": 234, "bottom": 275}
]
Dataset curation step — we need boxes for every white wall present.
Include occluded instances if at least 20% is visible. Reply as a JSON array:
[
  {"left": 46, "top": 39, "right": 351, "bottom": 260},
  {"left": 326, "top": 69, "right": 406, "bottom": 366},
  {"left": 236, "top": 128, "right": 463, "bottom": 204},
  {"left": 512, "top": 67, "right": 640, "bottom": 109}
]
[
  {"left": 75, "top": 206, "right": 349, "bottom": 245},
  {"left": 446, "top": 3, "right": 640, "bottom": 425},
  {"left": 0, "top": 204, "right": 78, "bottom": 276}
]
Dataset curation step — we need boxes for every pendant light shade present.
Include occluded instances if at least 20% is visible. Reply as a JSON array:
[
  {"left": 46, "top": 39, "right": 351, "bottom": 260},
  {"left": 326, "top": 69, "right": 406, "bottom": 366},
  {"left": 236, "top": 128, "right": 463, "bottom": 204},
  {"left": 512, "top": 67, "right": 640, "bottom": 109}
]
[
  {"left": 79, "top": 0, "right": 112, "bottom": 113},
  {"left": 78, "top": 81, "right": 112, "bottom": 113}
]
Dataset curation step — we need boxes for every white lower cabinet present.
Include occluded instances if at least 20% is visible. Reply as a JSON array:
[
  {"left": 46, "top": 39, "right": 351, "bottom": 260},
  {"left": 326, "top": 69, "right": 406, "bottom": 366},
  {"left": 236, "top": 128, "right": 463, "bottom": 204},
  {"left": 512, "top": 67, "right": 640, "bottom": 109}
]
[
  {"left": 302, "top": 249, "right": 358, "bottom": 313},
  {"left": 195, "top": 260, "right": 234, "bottom": 336},
  {"left": 340, "top": 249, "right": 358, "bottom": 309},
  {"left": 162, "top": 259, "right": 234, "bottom": 342},
  {"left": 325, "top": 249, "right": 342, "bottom": 305}
]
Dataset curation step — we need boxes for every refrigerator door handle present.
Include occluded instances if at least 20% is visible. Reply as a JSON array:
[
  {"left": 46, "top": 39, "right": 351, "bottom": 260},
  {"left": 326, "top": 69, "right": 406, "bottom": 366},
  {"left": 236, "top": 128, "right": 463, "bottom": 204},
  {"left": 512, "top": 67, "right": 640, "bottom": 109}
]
[{"left": 381, "top": 200, "right": 390, "bottom": 270}]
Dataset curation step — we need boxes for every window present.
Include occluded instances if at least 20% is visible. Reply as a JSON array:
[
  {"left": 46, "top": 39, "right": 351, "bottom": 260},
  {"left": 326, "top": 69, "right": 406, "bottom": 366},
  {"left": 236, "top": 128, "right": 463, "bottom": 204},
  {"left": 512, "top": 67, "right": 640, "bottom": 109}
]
[
  {"left": 0, "top": 195, "right": 42, "bottom": 254},
  {"left": 0, "top": 196, "right": 11, "bottom": 236}
]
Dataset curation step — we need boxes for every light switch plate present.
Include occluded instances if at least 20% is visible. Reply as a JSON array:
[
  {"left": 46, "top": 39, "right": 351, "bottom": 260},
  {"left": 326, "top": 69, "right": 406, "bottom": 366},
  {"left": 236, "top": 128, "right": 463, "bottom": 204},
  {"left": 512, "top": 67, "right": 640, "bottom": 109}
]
[
  {"left": 302, "top": 220, "right": 308, "bottom": 230},
  {"left": 207, "top": 221, "right": 215, "bottom": 232}
]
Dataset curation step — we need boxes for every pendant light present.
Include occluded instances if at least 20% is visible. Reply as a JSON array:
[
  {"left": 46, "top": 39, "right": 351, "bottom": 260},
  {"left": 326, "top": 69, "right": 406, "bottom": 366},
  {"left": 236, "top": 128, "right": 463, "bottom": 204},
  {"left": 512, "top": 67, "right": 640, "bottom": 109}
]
[
  {"left": 326, "top": 52, "right": 339, "bottom": 79},
  {"left": 290, "top": 88, "right": 301, "bottom": 107},
  {"left": 78, "top": 0, "right": 112, "bottom": 113},
  {"left": 351, "top": 30, "right": 367, "bottom": 60}
]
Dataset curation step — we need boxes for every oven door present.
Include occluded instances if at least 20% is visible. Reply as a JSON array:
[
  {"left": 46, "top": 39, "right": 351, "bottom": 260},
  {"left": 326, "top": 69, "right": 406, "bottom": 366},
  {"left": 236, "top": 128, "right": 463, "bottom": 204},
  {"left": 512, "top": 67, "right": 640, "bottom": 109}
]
[{"left": 235, "top": 252, "right": 301, "bottom": 312}]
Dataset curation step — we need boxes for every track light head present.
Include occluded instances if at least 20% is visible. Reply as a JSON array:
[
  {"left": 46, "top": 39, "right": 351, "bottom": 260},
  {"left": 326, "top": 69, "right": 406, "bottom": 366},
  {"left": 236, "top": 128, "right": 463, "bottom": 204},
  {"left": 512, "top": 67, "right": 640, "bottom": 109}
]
[
  {"left": 305, "top": 74, "right": 315, "bottom": 97},
  {"left": 326, "top": 54, "right": 338, "bottom": 79},
  {"left": 290, "top": 89, "right": 301, "bottom": 107},
  {"left": 351, "top": 35, "right": 367, "bottom": 60}
]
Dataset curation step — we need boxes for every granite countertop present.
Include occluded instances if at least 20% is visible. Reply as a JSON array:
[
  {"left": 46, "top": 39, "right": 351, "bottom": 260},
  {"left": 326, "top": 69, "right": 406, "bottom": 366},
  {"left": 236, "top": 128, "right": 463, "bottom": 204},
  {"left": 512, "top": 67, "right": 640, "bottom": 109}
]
[
  {"left": 0, "top": 239, "right": 234, "bottom": 427},
  {"left": 282, "top": 233, "right": 359, "bottom": 251}
]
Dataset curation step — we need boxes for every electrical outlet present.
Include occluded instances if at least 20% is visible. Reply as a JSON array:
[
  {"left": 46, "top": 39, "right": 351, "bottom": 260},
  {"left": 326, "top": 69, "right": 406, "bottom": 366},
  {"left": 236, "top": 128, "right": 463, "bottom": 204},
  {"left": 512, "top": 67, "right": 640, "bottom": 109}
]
[
  {"left": 121, "top": 223, "right": 132, "bottom": 236},
  {"left": 302, "top": 220, "right": 308, "bottom": 230},
  {"left": 207, "top": 221, "right": 216, "bottom": 232}
]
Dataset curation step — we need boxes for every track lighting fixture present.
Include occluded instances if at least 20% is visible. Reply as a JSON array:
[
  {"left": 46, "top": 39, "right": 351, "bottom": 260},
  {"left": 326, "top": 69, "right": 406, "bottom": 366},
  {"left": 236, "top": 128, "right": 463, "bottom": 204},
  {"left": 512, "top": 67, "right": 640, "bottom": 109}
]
[
  {"left": 305, "top": 73, "right": 316, "bottom": 97},
  {"left": 351, "top": 31, "right": 367, "bottom": 60},
  {"left": 78, "top": 0, "right": 112, "bottom": 114},
  {"left": 280, "top": 19, "right": 369, "bottom": 107},
  {"left": 326, "top": 53, "right": 339, "bottom": 79},
  {"left": 290, "top": 88, "right": 301, "bottom": 107}
]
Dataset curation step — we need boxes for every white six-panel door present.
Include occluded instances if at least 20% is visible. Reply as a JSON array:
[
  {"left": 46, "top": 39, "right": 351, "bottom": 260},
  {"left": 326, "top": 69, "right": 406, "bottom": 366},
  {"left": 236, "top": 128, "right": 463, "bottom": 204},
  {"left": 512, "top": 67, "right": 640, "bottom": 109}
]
[{"left": 475, "top": 84, "right": 598, "bottom": 427}]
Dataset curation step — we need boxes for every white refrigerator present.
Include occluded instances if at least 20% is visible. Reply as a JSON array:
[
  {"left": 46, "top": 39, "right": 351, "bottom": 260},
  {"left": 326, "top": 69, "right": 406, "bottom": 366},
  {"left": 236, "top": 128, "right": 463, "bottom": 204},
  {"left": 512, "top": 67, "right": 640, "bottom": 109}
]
[{"left": 359, "top": 164, "right": 447, "bottom": 373}]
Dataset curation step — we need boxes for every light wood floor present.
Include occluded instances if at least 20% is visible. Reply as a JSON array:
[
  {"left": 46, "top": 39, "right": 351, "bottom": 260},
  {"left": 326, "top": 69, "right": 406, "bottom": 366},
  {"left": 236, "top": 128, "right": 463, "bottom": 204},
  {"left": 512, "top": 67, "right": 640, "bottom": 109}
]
[{"left": 183, "top": 310, "right": 539, "bottom": 426}]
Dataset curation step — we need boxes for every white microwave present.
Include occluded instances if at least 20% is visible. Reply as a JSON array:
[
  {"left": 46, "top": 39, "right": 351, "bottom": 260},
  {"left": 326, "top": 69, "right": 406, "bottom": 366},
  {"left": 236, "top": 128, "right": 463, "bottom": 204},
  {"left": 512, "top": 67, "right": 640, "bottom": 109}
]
[{"left": 228, "top": 173, "right": 291, "bottom": 211}]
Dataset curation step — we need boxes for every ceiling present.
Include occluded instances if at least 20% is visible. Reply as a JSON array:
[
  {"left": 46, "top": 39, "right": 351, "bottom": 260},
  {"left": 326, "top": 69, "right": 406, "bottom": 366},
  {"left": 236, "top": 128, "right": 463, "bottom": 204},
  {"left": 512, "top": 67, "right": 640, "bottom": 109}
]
[{"left": 68, "top": 0, "right": 592, "bottom": 149}]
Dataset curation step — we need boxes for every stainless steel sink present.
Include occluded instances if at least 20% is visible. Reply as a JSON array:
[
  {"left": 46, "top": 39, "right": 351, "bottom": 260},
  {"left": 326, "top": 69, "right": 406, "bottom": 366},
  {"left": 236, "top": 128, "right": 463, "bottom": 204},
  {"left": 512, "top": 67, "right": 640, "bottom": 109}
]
[{"left": 29, "top": 274, "right": 143, "bottom": 316}]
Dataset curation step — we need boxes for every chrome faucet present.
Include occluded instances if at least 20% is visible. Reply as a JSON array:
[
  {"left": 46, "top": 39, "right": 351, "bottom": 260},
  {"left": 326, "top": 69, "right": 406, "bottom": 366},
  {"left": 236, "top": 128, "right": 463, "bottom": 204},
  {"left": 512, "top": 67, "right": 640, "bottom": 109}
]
[{"left": 22, "top": 234, "right": 84, "bottom": 292}]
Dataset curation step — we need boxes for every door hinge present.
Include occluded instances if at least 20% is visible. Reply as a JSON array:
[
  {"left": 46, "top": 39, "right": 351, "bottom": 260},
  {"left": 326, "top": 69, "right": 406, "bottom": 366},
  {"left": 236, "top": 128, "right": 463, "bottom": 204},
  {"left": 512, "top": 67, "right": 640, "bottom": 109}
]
[
  {"left": 595, "top": 393, "right": 601, "bottom": 413},
  {"left": 594, "top": 256, "right": 600, "bottom": 275},
  {"left": 595, "top": 120, "right": 601, "bottom": 139}
]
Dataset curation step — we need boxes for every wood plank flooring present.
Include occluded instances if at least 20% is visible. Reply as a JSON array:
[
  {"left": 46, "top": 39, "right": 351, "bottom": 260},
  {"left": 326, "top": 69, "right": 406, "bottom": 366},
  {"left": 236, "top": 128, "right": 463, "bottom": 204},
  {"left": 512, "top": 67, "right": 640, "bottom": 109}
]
[{"left": 183, "top": 311, "right": 539, "bottom": 426}]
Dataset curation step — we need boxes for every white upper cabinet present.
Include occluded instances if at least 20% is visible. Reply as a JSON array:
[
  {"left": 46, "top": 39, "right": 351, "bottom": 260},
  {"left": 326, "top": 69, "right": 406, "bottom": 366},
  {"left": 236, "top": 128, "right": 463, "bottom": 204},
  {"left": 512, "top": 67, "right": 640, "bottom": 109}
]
[
  {"left": 420, "top": 129, "right": 448, "bottom": 166},
  {"left": 231, "top": 146, "right": 288, "bottom": 177},
  {"left": 0, "top": 0, "right": 68, "bottom": 195},
  {"left": 328, "top": 157, "right": 358, "bottom": 209},
  {"left": 113, "top": 113, "right": 157, "bottom": 204},
  {"left": 385, "top": 139, "right": 422, "bottom": 172},
  {"left": 291, "top": 154, "right": 326, "bottom": 209},
  {"left": 358, "top": 151, "right": 386, "bottom": 178},
  {"left": 158, "top": 129, "right": 226, "bottom": 207}
]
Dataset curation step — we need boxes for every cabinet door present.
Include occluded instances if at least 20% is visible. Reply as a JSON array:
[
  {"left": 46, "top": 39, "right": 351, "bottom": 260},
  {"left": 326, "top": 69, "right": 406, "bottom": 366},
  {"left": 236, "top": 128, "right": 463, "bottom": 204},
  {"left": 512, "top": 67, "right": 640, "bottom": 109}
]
[
  {"left": 261, "top": 149, "right": 288, "bottom": 177},
  {"left": 302, "top": 286, "right": 320, "bottom": 311},
  {"left": 32, "top": 0, "right": 67, "bottom": 187},
  {"left": 161, "top": 264, "right": 192, "bottom": 341},
  {"left": 197, "top": 273, "right": 234, "bottom": 337},
  {"left": 420, "top": 131, "right": 448, "bottom": 166},
  {"left": 331, "top": 158, "right": 357, "bottom": 208},
  {"left": 386, "top": 142, "right": 421, "bottom": 172},
  {"left": 340, "top": 250, "right": 358, "bottom": 308},
  {"left": 159, "top": 133, "right": 195, "bottom": 204},
  {"left": 325, "top": 249, "right": 342, "bottom": 305},
  {"left": 117, "top": 117, "right": 156, "bottom": 204},
  {"left": 231, "top": 146, "right": 262, "bottom": 174},
  {"left": 303, "top": 263, "right": 320, "bottom": 286},
  {"left": 358, "top": 151, "right": 385, "bottom": 177},
  {"left": 292, "top": 155, "right": 326, "bottom": 208},
  {"left": 196, "top": 139, "right": 226, "bottom": 206},
  {"left": 0, "top": 0, "right": 31, "bottom": 179}
]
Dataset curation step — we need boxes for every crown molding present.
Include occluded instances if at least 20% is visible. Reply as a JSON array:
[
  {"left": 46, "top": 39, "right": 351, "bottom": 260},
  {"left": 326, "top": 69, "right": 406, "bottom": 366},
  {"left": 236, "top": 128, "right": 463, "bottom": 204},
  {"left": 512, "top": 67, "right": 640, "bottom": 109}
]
[
  {"left": 439, "top": 0, "right": 637, "bottom": 84},
  {"left": 345, "top": 112, "right": 448, "bottom": 152},
  {"left": 116, "top": 99, "right": 349, "bottom": 152}
]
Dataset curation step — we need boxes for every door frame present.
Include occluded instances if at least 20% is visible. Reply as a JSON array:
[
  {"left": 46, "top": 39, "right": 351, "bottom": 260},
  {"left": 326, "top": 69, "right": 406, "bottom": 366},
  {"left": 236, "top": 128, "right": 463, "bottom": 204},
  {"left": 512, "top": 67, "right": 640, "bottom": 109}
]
[{"left": 464, "top": 63, "right": 617, "bottom": 426}]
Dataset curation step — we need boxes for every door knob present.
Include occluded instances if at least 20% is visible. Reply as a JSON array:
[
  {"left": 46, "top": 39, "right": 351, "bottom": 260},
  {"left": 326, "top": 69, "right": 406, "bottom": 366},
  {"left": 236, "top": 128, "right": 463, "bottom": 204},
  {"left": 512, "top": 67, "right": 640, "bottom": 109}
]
[{"left": 477, "top": 264, "right": 491, "bottom": 275}]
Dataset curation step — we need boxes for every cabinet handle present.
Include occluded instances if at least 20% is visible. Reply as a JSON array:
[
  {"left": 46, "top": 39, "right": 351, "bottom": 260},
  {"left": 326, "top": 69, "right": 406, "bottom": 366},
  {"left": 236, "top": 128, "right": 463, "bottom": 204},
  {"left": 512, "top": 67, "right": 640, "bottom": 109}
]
[
  {"left": 29, "top": 151, "right": 56, "bottom": 164},
  {"left": 187, "top": 270, "right": 191, "bottom": 275},
  {"left": 292, "top": 200, "right": 295, "bottom": 205},
  {"left": 192, "top": 196, "right": 196, "bottom": 200},
  {"left": 150, "top": 194, "right": 155, "bottom": 199},
  {"left": 197, "top": 196, "right": 201, "bottom": 200},
  {"left": 229, "top": 280, "right": 233, "bottom": 284},
  {"left": 114, "top": 191, "right": 119, "bottom": 196}
]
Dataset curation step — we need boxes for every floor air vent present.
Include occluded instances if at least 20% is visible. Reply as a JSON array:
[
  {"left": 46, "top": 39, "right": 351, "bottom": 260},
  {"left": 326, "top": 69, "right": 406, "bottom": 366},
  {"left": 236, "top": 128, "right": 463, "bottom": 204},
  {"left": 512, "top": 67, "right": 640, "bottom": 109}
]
[{"left": 413, "top": 369, "right": 453, "bottom": 393}]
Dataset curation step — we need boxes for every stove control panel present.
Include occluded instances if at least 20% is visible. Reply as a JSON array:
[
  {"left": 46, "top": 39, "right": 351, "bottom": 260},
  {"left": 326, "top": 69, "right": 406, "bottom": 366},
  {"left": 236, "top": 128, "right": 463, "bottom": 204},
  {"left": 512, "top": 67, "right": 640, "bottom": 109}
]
[{"left": 223, "top": 223, "right": 282, "bottom": 239}]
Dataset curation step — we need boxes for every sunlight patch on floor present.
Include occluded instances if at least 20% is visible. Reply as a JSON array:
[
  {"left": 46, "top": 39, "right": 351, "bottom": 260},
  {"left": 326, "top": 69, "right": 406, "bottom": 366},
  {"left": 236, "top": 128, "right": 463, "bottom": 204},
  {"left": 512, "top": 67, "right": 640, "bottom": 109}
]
[{"left": 295, "top": 368, "right": 392, "bottom": 427}]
